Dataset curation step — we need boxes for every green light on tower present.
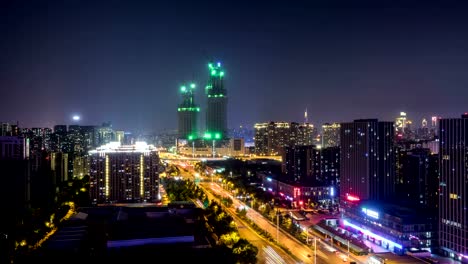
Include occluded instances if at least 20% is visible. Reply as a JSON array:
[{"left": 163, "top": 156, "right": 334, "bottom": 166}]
[
  {"left": 180, "top": 86, "right": 186, "bottom": 92},
  {"left": 203, "top": 132, "right": 222, "bottom": 140}
]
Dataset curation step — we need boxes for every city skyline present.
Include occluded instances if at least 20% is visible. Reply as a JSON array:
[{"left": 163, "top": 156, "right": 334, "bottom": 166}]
[{"left": 2, "top": 1, "right": 468, "bottom": 133}]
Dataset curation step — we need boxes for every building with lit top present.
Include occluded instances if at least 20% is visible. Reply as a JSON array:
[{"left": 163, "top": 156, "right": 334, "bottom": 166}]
[
  {"left": 89, "top": 141, "right": 160, "bottom": 205},
  {"left": 177, "top": 83, "right": 200, "bottom": 140},
  {"left": 205, "top": 62, "right": 227, "bottom": 140},
  {"left": 395, "top": 112, "right": 414, "bottom": 140},
  {"left": 438, "top": 114, "right": 468, "bottom": 262}
]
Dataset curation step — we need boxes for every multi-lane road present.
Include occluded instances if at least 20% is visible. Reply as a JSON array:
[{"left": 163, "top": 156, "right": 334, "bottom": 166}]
[
  {"left": 166, "top": 160, "right": 364, "bottom": 264},
  {"left": 199, "top": 181, "right": 298, "bottom": 264},
  {"left": 204, "top": 181, "right": 353, "bottom": 264}
]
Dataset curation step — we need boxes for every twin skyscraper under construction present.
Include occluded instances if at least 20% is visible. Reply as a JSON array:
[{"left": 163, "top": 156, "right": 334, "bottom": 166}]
[{"left": 177, "top": 61, "right": 227, "bottom": 142}]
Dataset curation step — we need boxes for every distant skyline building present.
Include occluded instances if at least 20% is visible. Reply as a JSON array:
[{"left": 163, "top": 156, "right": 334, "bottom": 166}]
[
  {"left": 0, "top": 136, "right": 29, "bottom": 160},
  {"left": 89, "top": 141, "right": 160, "bottom": 204},
  {"left": 340, "top": 119, "right": 395, "bottom": 203},
  {"left": 438, "top": 114, "right": 468, "bottom": 262},
  {"left": 395, "top": 111, "right": 413, "bottom": 140},
  {"left": 254, "top": 121, "right": 316, "bottom": 156},
  {"left": 204, "top": 61, "right": 227, "bottom": 140},
  {"left": 177, "top": 83, "right": 200, "bottom": 140},
  {"left": 321, "top": 122, "right": 340, "bottom": 148}
]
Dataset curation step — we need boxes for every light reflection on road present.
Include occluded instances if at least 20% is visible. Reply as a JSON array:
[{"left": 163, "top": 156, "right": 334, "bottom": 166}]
[{"left": 264, "top": 246, "right": 287, "bottom": 264}]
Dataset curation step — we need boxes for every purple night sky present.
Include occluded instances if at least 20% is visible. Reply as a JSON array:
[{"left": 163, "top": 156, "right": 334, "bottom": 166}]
[{"left": 1, "top": 0, "right": 468, "bottom": 133}]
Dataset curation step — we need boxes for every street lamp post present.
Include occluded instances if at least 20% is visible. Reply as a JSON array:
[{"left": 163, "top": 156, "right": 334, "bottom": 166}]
[
  {"left": 192, "top": 141, "right": 195, "bottom": 158},
  {"left": 276, "top": 211, "right": 279, "bottom": 243},
  {"left": 212, "top": 139, "right": 215, "bottom": 157},
  {"left": 347, "top": 239, "right": 350, "bottom": 257},
  {"left": 314, "top": 236, "right": 317, "bottom": 264}
]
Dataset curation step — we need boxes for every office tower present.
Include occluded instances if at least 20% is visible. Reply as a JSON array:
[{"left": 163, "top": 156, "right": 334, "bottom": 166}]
[
  {"left": 340, "top": 119, "right": 395, "bottom": 202},
  {"left": 254, "top": 121, "right": 316, "bottom": 156},
  {"left": 89, "top": 142, "right": 160, "bottom": 204},
  {"left": 96, "top": 122, "right": 114, "bottom": 147},
  {"left": 22, "top": 128, "right": 45, "bottom": 156},
  {"left": 0, "top": 122, "right": 19, "bottom": 136},
  {"left": 254, "top": 122, "right": 291, "bottom": 155},
  {"left": 296, "top": 122, "right": 315, "bottom": 146},
  {"left": 80, "top": 125, "right": 97, "bottom": 150},
  {"left": 438, "top": 114, "right": 468, "bottom": 261},
  {"left": 177, "top": 83, "right": 200, "bottom": 140},
  {"left": 53, "top": 125, "right": 70, "bottom": 152},
  {"left": 115, "top": 130, "right": 125, "bottom": 143},
  {"left": 416, "top": 118, "right": 434, "bottom": 140},
  {"left": 1, "top": 122, "right": 11, "bottom": 136},
  {"left": 395, "top": 112, "right": 409, "bottom": 133},
  {"left": 0, "top": 136, "right": 29, "bottom": 159},
  {"left": 395, "top": 112, "right": 414, "bottom": 140},
  {"left": 396, "top": 147, "right": 439, "bottom": 210},
  {"left": 73, "top": 155, "right": 89, "bottom": 179},
  {"left": 282, "top": 144, "right": 340, "bottom": 187},
  {"left": 205, "top": 61, "right": 227, "bottom": 139},
  {"left": 68, "top": 125, "right": 84, "bottom": 154},
  {"left": 319, "top": 146, "right": 340, "bottom": 187},
  {"left": 322, "top": 123, "right": 341, "bottom": 148},
  {"left": 51, "top": 152, "right": 69, "bottom": 184},
  {"left": 282, "top": 145, "right": 316, "bottom": 184}
]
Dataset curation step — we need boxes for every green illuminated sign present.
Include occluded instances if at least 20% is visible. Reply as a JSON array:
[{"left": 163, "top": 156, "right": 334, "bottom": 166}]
[{"left": 178, "top": 107, "right": 200, "bottom": 112}]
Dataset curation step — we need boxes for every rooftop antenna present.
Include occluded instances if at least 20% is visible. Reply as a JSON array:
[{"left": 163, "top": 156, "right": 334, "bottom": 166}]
[{"left": 304, "top": 108, "right": 308, "bottom": 123}]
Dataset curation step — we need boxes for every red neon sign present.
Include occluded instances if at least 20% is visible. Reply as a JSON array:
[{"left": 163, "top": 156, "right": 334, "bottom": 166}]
[{"left": 347, "top": 195, "right": 360, "bottom": 201}]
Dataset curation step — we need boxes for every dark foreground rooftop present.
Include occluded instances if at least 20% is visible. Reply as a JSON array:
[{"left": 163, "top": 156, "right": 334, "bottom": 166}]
[{"left": 16, "top": 204, "right": 232, "bottom": 264}]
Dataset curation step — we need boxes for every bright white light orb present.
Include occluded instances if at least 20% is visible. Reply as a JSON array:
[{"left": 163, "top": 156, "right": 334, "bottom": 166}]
[{"left": 72, "top": 115, "right": 80, "bottom": 121}]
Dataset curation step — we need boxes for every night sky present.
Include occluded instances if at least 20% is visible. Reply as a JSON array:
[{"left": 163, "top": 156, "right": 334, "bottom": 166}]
[{"left": 1, "top": 0, "right": 468, "bottom": 134}]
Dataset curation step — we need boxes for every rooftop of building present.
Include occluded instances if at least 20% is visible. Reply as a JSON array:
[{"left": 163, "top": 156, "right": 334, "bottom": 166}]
[
  {"left": 21, "top": 205, "right": 214, "bottom": 264},
  {"left": 351, "top": 200, "right": 437, "bottom": 222},
  {"left": 370, "top": 252, "right": 428, "bottom": 264},
  {"left": 89, "top": 141, "right": 157, "bottom": 154}
]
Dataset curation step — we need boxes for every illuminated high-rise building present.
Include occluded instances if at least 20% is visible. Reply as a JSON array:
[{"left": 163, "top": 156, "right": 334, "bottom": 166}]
[
  {"left": 282, "top": 145, "right": 316, "bottom": 184},
  {"left": 322, "top": 123, "right": 341, "bottom": 148},
  {"left": 395, "top": 111, "right": 413, "bottom": 140},
  {"left": 177, "top": 83, "right": 200, "bottom": 140},
  {"left": 89, "top": 141, "right": 160, "bottom": 204},
  {"left": 431, "top": 116, "right": 441, "bottom": 137},
  {"left": 254, "top": 121, "right": 315, "bottom": 155},
  {"left": 438, "top": 114, "right": 468, "bottom": 261},
  {"left": 205, "top": 61, "right": 227, "bottom": 140},
  {"left": 340, "top": 119, "right": 395, "bottom": 203}
]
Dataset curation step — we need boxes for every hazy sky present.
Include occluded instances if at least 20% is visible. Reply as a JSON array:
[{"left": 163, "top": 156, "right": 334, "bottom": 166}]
[{"left": 1, "top": 0, "right": 468, "bottom": 134}]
